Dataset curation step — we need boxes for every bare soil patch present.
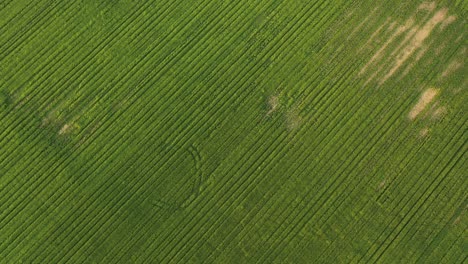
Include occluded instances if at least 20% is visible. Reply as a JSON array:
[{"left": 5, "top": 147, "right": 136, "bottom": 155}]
[
  {"left": 441, "top": 15, "right": 456, "bottom": 30},
  {"left": 381, "top": 9, "right": 448, "bottom": 84},
  {"left": 431, "top": 106, "right": 447, "bottom": 120},
  {"left": 389, "top": 27, "right": 418, "bottom": 58},
  {"left": 408, "top": 88, "right": 439, "bottom": 120},
  {"left": 359, "top": 21, "right": 409, "bottom": 75},
  {"left": 359, "top": 4, "right": 457, "bottom": 86},
  {"left": 59, "top": 124, "right": 71, "bottom": 135},
  {"left": 419, "top": 127, "right": 430, "bottom": 137},
  {"left": 285, "top": 110, "right": 302, "bottom": 131},
  {"left": 378, "top": 180, "right": 386, "bottom": 189},
  {"left": 266, "top": 95, "right": 280, "bottom": 116},
  {"left": 418, "top": 2, "right": 436, "bottom": 12},
  {"left": 402, "top": 44, "right": 429, "bottom": 77},
  {"left": 442, "top": 59, "right": 463, "bottom": 78}
]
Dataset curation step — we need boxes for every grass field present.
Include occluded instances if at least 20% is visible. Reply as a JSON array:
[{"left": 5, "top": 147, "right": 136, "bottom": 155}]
[{"left": 0, "top": 0, "right": 466, "bottom": 263}]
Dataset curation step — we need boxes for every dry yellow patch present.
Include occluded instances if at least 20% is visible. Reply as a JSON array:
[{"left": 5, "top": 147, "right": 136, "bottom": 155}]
[
  {"left": 59, "top": 124, "right": 71, "bottom": 135},
  {"left": 358, "top": 4, "right": 457, "bottom": 86},
  {"left": 420, "top": 127, "right": 430, "bottom": 137},
  {"left": 439, "top": 47, "right": 464, "bottom": 80},
  {"left": 266, "top": 95, "right": 280, "bottom": 116},
  {"left": 402, "top": 45, "right": 429, "bottom": 77},
  {"left": 431, "top": 106, "right": 447, "bottom": 120},
  {"left": 381, "top": 9, "right": 448, "bottom": 84},
  {"left": 389, "top": 27, "right": 419, "bottom": 58},
  {"left": 285, "top": 110, "right": 302, "bottom": 131},
  {"left": 441, "top": 15, "right": 457, "bottom": 30},
  {"left": 418, "top": 1, "right": 436, "bottom": 12},
  {"left": 408, "top": 88, "right": 439, "bottom": 120},
  {"left": 453, "top": 216, "right": 461, "bottom": 225},
  {"left": 378, "top": 180, "right": 386, "bottom": 189},
  {"left": 359, "top": 21, "right": 411, "bottom": 76},
  {"left": 442, "top": 59, "right": 463, "bottom": 78}
]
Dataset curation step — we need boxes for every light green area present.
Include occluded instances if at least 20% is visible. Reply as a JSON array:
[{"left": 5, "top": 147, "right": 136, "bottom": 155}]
[{"left": 0, "top": 0, "right": 466, "bottom": 263}]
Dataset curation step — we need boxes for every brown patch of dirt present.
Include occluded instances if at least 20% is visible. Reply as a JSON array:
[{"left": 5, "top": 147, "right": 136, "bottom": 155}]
[
  {"left": 389, "top": 27, "right": 419, "bottom": 58},
  {"left": 41, "top": 117, "right": 52, "bottom": 127},
  {"left": 359, "top": 20, "right": 411, "bottom": 75},
  {"left": 266, "top": 95, "right": 280, "bottom": 116},
  {"left": 441, "top": 15, "right": 457, "bottom": 30},
  {"left": 419, "top": 127, "right": 430, "bottom": 137},
  {"left": 285, "top": 110, "right": 302, "bottom": 131},
  {"left": 59, "top": 124, "right": 72, "bottom": 135},
  {"left": 380, "top": 9, "right": 448, "bottom": 84},
  {"left": 414, "top": 43, "right": 430, "bottom": 60},
  {"left": 431, "top": 106, "right": 447, "bottom": 120},
  {"left": 401, "top": 44, "right": 429, "bottom": 77},
  {"left": 452, "top": 216, "right": 461, "bottom": 225},
  {"left": 418, "top": 2, "right": 436, "bottom": 12},
  {"left": 378, "top": 180, "right": 386, "bottom": 190},
  {"left": 408, "top": 88, "right": 439, "bottom": 120},
  {"left": 442, "top": 60, "right": 463, "bottom": 78}
]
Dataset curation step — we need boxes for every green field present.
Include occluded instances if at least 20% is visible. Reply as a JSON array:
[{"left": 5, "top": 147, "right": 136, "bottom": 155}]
[{"left": 0, "top": 0, "right": 466, "bottom": 263}]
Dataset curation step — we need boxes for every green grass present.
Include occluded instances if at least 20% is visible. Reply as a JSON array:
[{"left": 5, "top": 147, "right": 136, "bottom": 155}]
[{"left": 0, "top": 0, "right": 466, "bottom": 263}]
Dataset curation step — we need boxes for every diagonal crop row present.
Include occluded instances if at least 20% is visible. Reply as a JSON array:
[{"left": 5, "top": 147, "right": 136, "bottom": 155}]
[
  {"left": 141, "top": 0, "right": 350, "bottom": 260},
  {"left": 17, "top": 1, "right": 282, "bottom": 262},
  {"left": 0, "top": 0, "right": 215, "bottom": 260}
]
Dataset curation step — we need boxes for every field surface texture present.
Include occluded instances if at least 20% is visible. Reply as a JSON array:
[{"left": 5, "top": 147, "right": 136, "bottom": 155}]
[{"left": 0, "top": 0, "right": 466, "bottom": 263}]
